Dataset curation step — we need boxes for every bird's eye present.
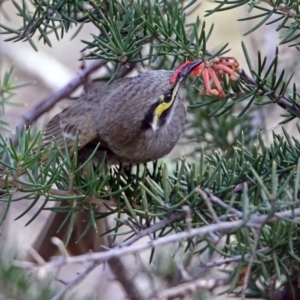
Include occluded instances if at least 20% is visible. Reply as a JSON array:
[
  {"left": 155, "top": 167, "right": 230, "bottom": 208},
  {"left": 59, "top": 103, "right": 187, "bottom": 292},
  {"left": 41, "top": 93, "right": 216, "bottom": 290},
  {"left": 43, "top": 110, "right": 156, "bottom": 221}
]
[{"left": 163, "top": 91, "right": 173, "bottom": 103}]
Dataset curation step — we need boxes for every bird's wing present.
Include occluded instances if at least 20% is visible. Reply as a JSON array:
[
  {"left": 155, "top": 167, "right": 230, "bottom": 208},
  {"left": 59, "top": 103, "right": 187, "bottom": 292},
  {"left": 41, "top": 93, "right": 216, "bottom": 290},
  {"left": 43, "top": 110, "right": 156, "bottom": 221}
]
[
  {"left": 42, "top": 78, "right": 132, "bottom": 160},
  {"left": 43, "top": 102, "right": 98, "bottom": 157}
]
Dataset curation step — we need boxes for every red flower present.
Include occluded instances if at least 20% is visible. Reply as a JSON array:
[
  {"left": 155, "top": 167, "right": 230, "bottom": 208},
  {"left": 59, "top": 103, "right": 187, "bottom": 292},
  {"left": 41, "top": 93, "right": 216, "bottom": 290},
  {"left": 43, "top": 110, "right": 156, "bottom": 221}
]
[{"left": 170, "top": 57, "right": 240, "bottom": 98}]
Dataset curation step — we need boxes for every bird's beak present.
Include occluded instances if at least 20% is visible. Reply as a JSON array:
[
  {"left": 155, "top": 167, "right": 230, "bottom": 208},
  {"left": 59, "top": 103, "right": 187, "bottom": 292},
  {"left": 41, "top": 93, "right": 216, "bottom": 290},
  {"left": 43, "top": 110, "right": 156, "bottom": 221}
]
[{"left": 177, "top": 59, "right": 203, "bottom": 82}]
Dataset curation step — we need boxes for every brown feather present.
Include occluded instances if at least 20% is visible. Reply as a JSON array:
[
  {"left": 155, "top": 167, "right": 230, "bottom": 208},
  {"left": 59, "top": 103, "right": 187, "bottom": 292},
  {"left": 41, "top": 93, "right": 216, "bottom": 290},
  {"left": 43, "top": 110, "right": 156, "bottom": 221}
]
[{"left": 42, "top": 102, "right": 98, "bottom": 160}]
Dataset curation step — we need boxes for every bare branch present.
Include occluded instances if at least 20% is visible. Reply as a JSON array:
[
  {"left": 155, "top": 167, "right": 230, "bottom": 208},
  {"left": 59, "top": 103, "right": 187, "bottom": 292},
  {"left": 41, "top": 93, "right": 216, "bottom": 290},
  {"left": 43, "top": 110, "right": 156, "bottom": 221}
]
[
  {"left": 145, "top": 275, "right": 225, "bottom": 300},
  {"left": 120, "top": 212, "right": 185, "bottom": 247},
  {"left": 51, "top": 262, "right": 99, "bottom": 300},
  {"left": 173, "top": 248, "right": 192, "bottom": 282},
  {"left": 203, "top": 188, "right": 243, "bottom": 218},
  {"left": 23, "top": 207, "right": 300, "bottom": 269},
  {"left": 199, "top": 247, "right": 270, "bottom": 268},
  {"left": 196, "top": 188, "right": 221, "bottom": 223}
]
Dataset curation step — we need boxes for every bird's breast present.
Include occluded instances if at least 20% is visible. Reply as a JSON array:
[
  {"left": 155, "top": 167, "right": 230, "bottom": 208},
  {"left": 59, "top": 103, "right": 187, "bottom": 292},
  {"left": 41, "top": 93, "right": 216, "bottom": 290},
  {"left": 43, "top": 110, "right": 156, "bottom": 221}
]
[{"left": 101, "top": 101, "right": 186, "bottom": 164}]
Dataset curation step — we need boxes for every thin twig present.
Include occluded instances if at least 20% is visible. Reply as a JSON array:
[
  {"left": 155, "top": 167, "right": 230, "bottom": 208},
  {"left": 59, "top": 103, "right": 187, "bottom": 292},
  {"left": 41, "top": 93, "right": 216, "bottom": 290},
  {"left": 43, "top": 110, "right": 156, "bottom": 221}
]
[
  {"left": 203, "top": 188, "right": 243, "bottom": 218},
  {"left": 173, "top": 247, "right": 192, "bottom": 282},
  {"left": 199, "top": 247, "right": 270, "bottom": 268},
  {"left": 196, "top": 188, "right": 220, "bottom": 223},
  {"left": 23, "top": 207, "right": 300, "bottom": 269},
  {"left": 145, "top": 275, "right": 225, "bottom": 300},
  {"left": 119, "top": 212, "right": 185, "bottom": 247},
  {"left": 51, "top": 262, "right": 99, "bottom": 300},
  {"left": 170, "top": 248, "right": 195, "bottom": 286}
]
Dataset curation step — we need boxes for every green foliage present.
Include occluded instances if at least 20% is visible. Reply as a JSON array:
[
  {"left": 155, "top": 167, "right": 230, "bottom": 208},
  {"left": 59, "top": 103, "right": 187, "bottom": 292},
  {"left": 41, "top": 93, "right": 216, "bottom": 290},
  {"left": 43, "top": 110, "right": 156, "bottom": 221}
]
[
  {"left": 0, "top": 68, "right": 30, "bottom": 132},
  {"left": 0, "top": 0, "right": 207, "bottom": 66},
  {"left": 1, "top": 0, "right": 300, "bottom": 299},
  {"left": 2, "top": 126, "right": 300, "bottom": 297}
]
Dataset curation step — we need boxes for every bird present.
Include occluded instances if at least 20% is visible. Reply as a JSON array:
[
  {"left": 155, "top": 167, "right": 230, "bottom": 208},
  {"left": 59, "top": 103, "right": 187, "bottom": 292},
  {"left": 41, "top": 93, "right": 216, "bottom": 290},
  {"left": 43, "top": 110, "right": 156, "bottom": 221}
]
[
  {"left": 29, "top": 60, "right": 203, "bottom": 261},
  {"left": 43, "top": 60, "right": 202, "bottom": 165}
]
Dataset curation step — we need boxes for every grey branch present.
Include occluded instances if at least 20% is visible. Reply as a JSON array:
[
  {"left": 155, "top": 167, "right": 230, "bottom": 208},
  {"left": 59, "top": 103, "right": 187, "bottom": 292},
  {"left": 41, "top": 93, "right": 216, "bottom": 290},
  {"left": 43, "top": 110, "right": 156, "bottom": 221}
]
[
  {"left": 202, "top": 188, "right": 243, "bottom": 218},
  {"left": 119, "top": 212, "right": 185, "bottom": 247},
  {"left": 51, "top": 262, "right": 99, "bottom": 300},
  {"left": 28, "top": 207, "right": 300, "bottom": 270},
  {"left": 196, "top": 188, "right": 221, "bottom": 223},
  {"left": 199, "top": 247, "right": 270, "bottom": 268},
  {"left": 145, "top": 275, "right": 225, "bottom": 300}
]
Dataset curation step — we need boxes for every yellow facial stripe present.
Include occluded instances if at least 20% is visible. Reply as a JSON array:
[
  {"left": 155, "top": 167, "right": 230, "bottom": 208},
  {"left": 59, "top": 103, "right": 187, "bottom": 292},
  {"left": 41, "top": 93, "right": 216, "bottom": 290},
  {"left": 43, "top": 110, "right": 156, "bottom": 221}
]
[{"left": 153, "top": 82, "right": 180, "bottom": 118}]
